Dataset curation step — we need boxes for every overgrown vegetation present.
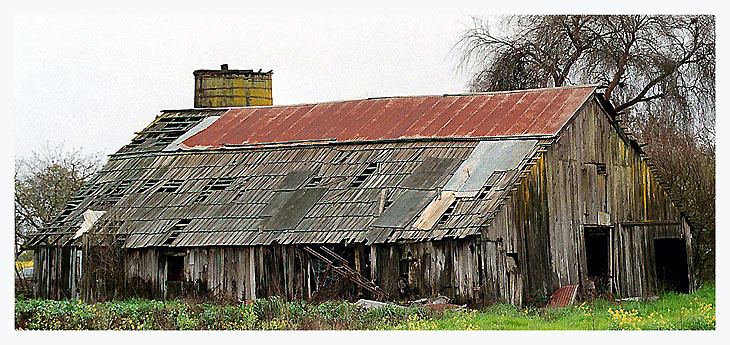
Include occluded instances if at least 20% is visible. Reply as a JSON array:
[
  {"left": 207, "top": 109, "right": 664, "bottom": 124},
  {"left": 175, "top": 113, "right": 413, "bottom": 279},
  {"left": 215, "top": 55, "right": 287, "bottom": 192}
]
[{"left": 15, "top": 284, "right": 714, "bottom": 330}]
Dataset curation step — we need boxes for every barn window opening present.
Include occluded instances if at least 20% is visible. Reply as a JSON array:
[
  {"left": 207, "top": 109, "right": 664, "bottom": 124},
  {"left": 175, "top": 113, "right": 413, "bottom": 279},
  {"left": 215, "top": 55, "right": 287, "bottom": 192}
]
[
  {"left": 584, "top": 226, "right": 610, "bottom": 293},
  {"left": 654, "top": 238, "right": 689, "bottom": 293},
  {"left": 349, "top": 163, "right": 378, "bottom": 188},
  {"left": 596, "top": 164, "right": 607, "bottom": 175},
  {"left": 138, "top": 179, "right": 160, "bottom": 193},
  {"left": 436, "top": 201, "right": 457, "bottom": 226},
  {"left": 157, "top": 180, "right": 183, "bottom": 193}
]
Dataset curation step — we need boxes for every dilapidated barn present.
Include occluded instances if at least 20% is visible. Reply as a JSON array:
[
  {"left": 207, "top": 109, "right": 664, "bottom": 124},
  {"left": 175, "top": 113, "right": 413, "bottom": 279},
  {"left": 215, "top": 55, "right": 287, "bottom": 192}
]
[{"left": 27, "top": 66, "right": 694, "bottom": 306}]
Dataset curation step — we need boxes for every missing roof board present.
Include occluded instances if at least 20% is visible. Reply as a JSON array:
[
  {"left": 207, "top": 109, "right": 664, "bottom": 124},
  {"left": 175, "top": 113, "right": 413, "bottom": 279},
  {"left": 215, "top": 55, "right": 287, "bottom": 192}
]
[{"left": 263, "top": 188, "right": 327, "bottom": 230}]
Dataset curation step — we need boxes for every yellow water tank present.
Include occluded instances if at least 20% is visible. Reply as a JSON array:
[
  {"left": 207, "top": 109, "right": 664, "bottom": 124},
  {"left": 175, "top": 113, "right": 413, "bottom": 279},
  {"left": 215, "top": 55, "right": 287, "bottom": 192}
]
[{"left": 193, "top": 64, "right": 273, "bottom": 108}]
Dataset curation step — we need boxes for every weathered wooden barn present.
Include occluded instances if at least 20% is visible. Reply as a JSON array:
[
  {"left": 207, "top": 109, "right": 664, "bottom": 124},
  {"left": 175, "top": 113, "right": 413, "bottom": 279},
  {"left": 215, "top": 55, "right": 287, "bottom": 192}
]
[{"left": 27, "top": 66, "right": 694, "bottom": 306}]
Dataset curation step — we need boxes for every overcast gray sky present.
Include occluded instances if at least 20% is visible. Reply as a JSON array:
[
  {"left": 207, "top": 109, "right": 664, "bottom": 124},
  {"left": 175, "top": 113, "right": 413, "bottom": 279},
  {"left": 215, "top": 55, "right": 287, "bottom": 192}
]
[{"left": 14, "top": 15, "right": 479, "bottom": 158}]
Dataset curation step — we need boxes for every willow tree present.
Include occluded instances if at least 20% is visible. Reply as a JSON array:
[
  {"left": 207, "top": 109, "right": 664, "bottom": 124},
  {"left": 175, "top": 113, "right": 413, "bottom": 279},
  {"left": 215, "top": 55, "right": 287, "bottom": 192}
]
[{"left": 457, "top": 15, "right": 715, "bottom": 282}]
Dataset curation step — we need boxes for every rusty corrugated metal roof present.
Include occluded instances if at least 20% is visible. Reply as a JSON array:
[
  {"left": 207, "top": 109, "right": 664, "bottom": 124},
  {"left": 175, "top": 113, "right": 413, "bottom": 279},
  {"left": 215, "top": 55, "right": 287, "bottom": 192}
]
[{"left": 181, "top": 85, "right": 596, "bottom": 149}]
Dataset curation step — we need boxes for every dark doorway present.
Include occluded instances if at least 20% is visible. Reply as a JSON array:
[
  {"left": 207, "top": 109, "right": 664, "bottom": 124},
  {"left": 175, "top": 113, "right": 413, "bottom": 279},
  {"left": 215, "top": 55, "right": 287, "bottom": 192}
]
[
  {"left": 165, "top": 255, "right": 185, "bottom": 298},
  {"left": 654, "top": 238, "right": 689, "bottom": 293},
  {"left": 167, "top": 255, "right": 184, "bottom": 282},
  {"left": 584, "top": 227, "right": 610, "bottom": 292}
]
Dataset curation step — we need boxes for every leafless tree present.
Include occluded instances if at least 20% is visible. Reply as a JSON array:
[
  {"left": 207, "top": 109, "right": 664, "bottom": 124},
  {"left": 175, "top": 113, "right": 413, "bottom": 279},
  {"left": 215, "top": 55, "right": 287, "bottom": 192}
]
[
  {"left": 456, "top": 15, "right": 715, "bottom": 282},
  {"left": 14, "top": 144, "right": 104, "bottom": 256}
]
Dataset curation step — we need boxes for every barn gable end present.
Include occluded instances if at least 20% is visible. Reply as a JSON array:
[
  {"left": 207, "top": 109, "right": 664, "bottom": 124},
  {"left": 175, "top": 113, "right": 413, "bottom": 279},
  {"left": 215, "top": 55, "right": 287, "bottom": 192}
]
[{"left": 482, "top": 96, "right": 693, "bottom": 305}]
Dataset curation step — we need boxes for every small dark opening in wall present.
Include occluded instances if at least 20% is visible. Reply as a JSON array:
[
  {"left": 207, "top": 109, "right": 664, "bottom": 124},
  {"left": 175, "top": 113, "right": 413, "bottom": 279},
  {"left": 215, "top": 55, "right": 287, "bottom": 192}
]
[
  {"left": 349, "top": 163, "right": 378, "bottom": 188},
  {"left": 596, "top": 164, "right": 607, "bottom": 175},
  {"left": 654, "top": 238, "right": 689, "bottom": 293}
]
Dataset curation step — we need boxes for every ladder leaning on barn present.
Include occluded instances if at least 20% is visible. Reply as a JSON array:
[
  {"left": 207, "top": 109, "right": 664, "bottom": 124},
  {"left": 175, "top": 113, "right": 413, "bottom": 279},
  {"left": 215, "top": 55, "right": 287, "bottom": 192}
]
[{"left": 302, "top": 246, "right": 387, "bottom": 300}]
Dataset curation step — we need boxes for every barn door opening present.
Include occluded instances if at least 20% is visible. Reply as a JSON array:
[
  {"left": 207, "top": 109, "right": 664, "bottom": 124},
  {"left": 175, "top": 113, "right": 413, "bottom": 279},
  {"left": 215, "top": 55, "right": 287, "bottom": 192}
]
[
  {"left": 584, "top": 226, "right": 610, "bottom": 293},
  {"left": 166, "top": 254, "right": 185, "bottom": 297},
  {"left": 654, "top": 238, "right": 689, "bottom": 293}
]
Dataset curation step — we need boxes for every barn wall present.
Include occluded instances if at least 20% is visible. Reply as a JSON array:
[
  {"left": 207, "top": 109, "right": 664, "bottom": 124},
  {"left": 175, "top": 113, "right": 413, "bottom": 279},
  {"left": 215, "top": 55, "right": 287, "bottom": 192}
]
[
  {"left": 32, "top": 246, "right": 81, "bottom": 300},
  {"left": 125, "top": 248, "right": 166, "bottom": 298},
  {"left": 115, "top": 241, "right": 483, "bottom": 304},
  {"left": 124, "top": 245, "right": 317, "bottom": 301},
  {"left": 372, "top": 238, "right": 482, "bottom": 305}
]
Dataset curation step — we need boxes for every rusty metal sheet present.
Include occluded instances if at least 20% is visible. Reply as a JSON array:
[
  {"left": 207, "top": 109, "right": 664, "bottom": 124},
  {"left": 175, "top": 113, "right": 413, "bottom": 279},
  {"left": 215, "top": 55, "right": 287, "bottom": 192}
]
[
  {"left": 546, "top": 285, "right": 579, "bottom": 308},
  {"left": 181, "top": 86, "right": 596, "bottom": 148}
]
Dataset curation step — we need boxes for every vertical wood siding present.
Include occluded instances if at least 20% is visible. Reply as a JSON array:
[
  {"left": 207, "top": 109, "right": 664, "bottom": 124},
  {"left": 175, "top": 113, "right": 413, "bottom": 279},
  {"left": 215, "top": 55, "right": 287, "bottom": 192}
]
[{"left": 483, "top": 98, "right": 692, "bottom": 304}]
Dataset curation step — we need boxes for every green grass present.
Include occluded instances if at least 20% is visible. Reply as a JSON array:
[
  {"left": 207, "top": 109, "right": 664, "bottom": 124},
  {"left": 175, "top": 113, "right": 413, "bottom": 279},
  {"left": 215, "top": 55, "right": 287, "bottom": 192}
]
[{"left": 15, "top": 284, "right": 714, "bottom": 330}]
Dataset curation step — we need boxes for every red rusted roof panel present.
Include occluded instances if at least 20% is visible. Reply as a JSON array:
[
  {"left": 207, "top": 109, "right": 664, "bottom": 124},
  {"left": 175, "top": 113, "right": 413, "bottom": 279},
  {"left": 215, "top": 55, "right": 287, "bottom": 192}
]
[{"left": 182, "top": 85, "right": 596, "bottom": 148}]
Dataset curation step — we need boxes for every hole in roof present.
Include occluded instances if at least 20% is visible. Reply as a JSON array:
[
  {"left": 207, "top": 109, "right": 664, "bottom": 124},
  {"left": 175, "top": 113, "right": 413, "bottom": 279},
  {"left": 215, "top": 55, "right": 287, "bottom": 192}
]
[
  {"left": 157, "top": 180, "right": 183, "bottom": 193},
  {"left": 436, "top": 201, "right": 457, "bottom": 226},
  {"left": 305, "top": 176, "right": 322, "bottom": 188},
  {"left": 196, "top": 177, "right": 237, "bottom": 203},
  {"left": 233, "top": 177, "right": 251, "bottom": 201},
  {"left": 478, "top": 186, "right": 492, "bottom": 199},
  {"left": 349, "top": 163, "right": 378, "bottom": 188},
  {"left": 165, "top": 219, "right": 191, "bottom": 245},
  {"left": 138, "top": 179, "right": 159, "bottom": 193}
]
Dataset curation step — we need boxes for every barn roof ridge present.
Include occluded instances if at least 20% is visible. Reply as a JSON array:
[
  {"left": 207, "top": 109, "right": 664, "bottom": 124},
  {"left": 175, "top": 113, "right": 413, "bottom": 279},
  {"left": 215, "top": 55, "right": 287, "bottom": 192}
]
[{"left": 160, "top": 84, "right": 599, "bottom": 112}]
